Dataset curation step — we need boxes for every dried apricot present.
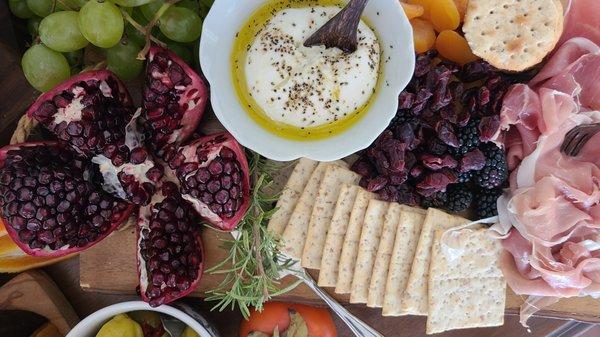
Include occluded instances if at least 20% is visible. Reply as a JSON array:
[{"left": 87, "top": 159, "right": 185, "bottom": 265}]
[
  {"left": 407, "top": 0, "right": 432, "bottom": 19},
  {"left": 453, "top": 0, "right": 469, "bottom": 21},
  {"left": 429, "top": 0, "right": 460, "bottom": 32},
  {"left": 411, "top": 18, "right": 436, "bottom": 53},
  {"left": 401, "top": 2, "right": 424, "bottom": 20},
  {"left": 435, "top": 30, "right": 479, "bottom": 65}
]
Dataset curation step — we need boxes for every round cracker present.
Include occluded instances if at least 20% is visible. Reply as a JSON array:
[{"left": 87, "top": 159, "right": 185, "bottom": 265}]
[{"left": 463, "top": 0, "right": 563, "bottom": 72}]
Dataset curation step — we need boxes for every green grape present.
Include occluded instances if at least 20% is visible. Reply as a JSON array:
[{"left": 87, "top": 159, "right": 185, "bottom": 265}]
[
  {"left": 9, "top": 0, "right": 35, "bottom": 19},
  {"left": 124, "top": 25, "right": 145, "bottom": 47},
  {"left": 106, "top": 38, "right": 143, "bottom": 80},
  {"left": 39, "top": 11, "right": 88, "bottom": 52},
  {"left": 166, "top": 42, "right": 193, "bottom": 65},
  {"left": 26, "top": 0, "right": 53, "bottom": 17},
  {"left": 131, "top": 6, "right": 150, "bottom": 25},
  {"left": 22, "top": 44, "right": 70, "bottom": 92},
  {"left": 110, "top": 0, "right": 154, "bottom": 7},
  {"left": 64, "top": 49, "right": 84, "bottom": 66},
  {"left": 27, "top": 16, "right": 42, "bottom": 37},
  {"left": 78, "top": 0, "right": 124, "bottom": 48},
  {"left": 177, "top": 0, "right": 199, "bottom": 13},
  {"left": 57, "top": 0, "right": 89, "bottom": 10},
  {"left": 140, "top": 0, "right": 163, "bottom": 20},
  {"left": 198, "top": 0, "right": 214, "bottom": 19},
  {"left": 124, "top": 8, "right": 153, "bottom": 46},
  {"left": 159, "top": 7, "right": 202, "bottom": 43}
]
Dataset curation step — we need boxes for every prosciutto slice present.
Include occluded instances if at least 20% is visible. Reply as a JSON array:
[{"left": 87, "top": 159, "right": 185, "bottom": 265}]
[
  {"left": 558, "top": 0, "right": 600, "bottom": 47},
  {"left": 494, "top": 36, "right": 600, "bottom": 302}
]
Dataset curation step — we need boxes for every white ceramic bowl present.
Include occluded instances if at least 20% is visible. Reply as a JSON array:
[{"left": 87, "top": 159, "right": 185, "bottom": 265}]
[
  {"left": 66, "top": 301, "right": 219, "bottom": 337},
  {"left": 200, "top": 0, "right": 414, "bottom": 161}
]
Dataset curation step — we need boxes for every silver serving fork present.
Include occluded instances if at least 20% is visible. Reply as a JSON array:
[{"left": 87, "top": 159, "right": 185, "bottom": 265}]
[{"left": 275, "top": 254, "right": 384, "bottom": 337}]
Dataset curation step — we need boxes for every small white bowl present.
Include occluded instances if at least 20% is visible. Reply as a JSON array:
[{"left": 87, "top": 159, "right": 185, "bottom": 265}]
[
  {"left": 200, "top": 0, "right": 414, "bottom": 161},
  {"left": 66, "top": 301, "right": 219, "bottom": 337}
]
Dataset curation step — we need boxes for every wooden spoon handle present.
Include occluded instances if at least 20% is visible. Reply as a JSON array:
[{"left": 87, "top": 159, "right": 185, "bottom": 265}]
[{"left": 304, "top": 0, "right": 370, "bottom": 53}]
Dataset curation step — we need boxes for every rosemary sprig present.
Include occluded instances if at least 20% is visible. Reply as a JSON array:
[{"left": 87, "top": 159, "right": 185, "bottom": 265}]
[{"left": 205, "top": 152, "right": 301, "bottom": 319}]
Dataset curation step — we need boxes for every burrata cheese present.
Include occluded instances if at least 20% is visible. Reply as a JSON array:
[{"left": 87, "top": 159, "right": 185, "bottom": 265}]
[{"left": 244, "top": 6, "right": 380, "bottom": 128}]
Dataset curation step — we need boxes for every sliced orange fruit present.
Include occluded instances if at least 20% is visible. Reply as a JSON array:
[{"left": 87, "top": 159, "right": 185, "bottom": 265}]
[
  {"left": 411, "top": 18, "right": 436, "bottom": 53},
  {"left": 0, "top": 235, "right": 23, "bottom": 257},
  {"left": 0, "top": 254, "right": 73, "bottom": 273},
  {"left": 435, "top": 30, "right": 479, "bottom": 65},
  {"left": 0, "top": 218, "right": 7, "bottom": 237},
  {"left": 429, "top": 0, "right": 460, "bottom": 32},
  {"left": 401, "top": 2, "right": 425, "bottom": 20}
]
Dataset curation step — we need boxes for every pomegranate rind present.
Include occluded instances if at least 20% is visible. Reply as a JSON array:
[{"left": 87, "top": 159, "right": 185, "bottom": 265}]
[
  {"left": 173, "top": 132, "right": 251, "bottom": 231},
  {"left": 26, "top": 70, "right": 133, "bottom": 118},
  {"left": 143, "top": 45, "right": 209, "bottom": 158},
  {"left": 0, "top": 142, "right": 134, "bottom": 257},
  {"left": 135, "top": 185, "right": 205, "bottom": 307}
]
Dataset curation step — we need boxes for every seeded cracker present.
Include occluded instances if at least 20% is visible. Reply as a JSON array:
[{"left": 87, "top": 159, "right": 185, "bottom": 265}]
[
  {"left": 366, "top": 203, "right": 403, "bottom": 308},
  {"left": 350, "top": 199, "right": 389, "bottom": 304},
  {"left": 382, "top": 206, "right": 426, "bottom": 316},
  {"left": 463, "top": 0, "right": 563, "bottom": 72},
  {"left": 280, "top": 161, "right": 346, "bottom": 259},
  {"left": 400, "top": 208, "right": 469, "bottom": 315},
  {"left": 267, "top": 158, "right": 318, "bottom": 236},
  {"left": 427, "top": 228, "right": 505, "bottom": 334},
  {"left": 301, "top": 166, "right": 360, "bottom": 269},
  {"left": 335, "top": 188, "right": 375, "bottom": 294},
  {"left": 318, "top": 184, "right": 361, "bottom": 287}
]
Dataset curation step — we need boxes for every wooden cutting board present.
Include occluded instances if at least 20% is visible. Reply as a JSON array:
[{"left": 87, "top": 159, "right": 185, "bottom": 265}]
[
  {"left": 80, "top": 227, "right": 600, "bottom": 323},
  {"left": 0, "top": 270, "right": 79, "bottom": 335}
]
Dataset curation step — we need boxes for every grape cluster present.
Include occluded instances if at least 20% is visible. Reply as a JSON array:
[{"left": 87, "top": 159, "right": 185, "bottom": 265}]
[{"left": 10, "top": 0, "right": 214, "bottom": 91}]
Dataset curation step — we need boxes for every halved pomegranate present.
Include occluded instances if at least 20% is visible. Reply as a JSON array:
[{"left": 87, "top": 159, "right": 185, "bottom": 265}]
[
  {"left": 142, "top": 45, "right": 208, "bottom": 161},
  {"left": 137, "top": 181, "right": 204, "bottom": 307},
  {"left": 170, "top": 132, "right": 250, "bottom": 231},
  {"left": 0, "top": 142, "right": 132, "bottom": 257},
  {"left": 26, "top": 70, "right": 162, "bottom": 206}
]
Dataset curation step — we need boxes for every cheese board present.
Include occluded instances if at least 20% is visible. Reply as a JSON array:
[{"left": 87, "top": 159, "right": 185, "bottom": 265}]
[{"left": 1, "top": 0, "right": 600, "bottom": 335}]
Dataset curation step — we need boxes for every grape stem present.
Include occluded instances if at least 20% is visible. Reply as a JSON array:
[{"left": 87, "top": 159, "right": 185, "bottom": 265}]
[
  {"left": 127, "top": 0, "right": 182, "bottom": 60},
  {"left": 80, "top": 60, "right": 107, "bottom": 73},
  {"left": 120, "top": 9, "right": 167, "bottom": 60}
]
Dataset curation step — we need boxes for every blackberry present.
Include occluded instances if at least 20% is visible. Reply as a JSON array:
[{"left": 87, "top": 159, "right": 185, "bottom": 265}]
[
  {"left": 445, "top": 184, "right": 473, "bottom": 212},
  {"left": 476, "top": 188, "right": 503, "bottom": 218},
  {"left": 451, "top": 118, "right": 480, "bottom": 156},
  {"left": 475, "top": 142, "right": 508, "bottom": 189},
  {"left": 425, "top": 137, "right": 448, "bottom": 156},
  {"left": 391, "top": 109, "right": 414, "bottom": 126},
  {"left": 421, "top": 191, "right": 447, "bottom": 209},
  {"left": 457, "top": 170, "right": 474, "bottom": 183}
]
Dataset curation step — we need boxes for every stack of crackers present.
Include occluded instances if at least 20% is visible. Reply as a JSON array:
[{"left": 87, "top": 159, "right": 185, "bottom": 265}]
[{"left": 268, "top": 159, "right": 507, "bottom": 334}]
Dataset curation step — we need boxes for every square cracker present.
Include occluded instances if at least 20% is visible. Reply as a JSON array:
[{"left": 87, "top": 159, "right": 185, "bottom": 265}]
[
  {"left": 350, "top": 199, "right": 389, "bottom": 304},
  {"left": 280, "top": 161, "right": 346, "bottom": 259},
  {"left": 267, "top": 158, "right": 318, "bottom": 236},
  {"left": 382, "top": 206, "right": 426, "bottom": 316},
  {"left": 318, "top": 184, "right": 361, "bottom": 287},
  {"left": 335, "top": 188, "right": 375, "bottom": 294},
  {"left": 366, "top": 203, "right": 403, "bottom": 308},
  {"left": 301, "top": 165, "right": 360, "bottom": 269},
  {"left": 427, "top": 228, "right": 505, "bottom": 334},
  {"left": 400, "top": 208, "right": 469, "bottom": 315}
]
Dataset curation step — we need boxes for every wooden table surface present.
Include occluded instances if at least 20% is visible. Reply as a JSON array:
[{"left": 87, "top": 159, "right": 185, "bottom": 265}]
[{"left": 1, "top": 2, "right": 600, "bottom": 337}]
